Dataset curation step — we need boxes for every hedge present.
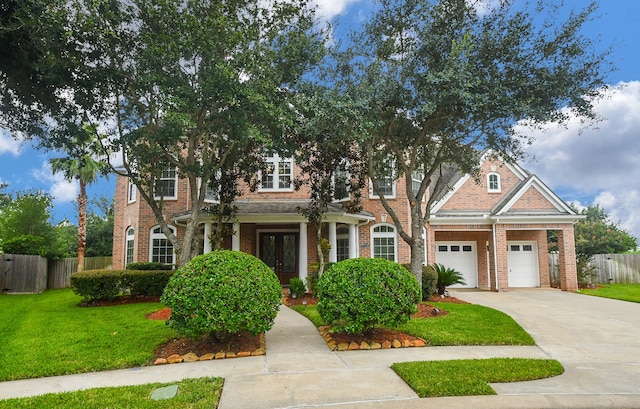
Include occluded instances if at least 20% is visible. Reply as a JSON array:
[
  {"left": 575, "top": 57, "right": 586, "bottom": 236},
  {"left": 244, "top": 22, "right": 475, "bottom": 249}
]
[{"left": 70, "top": 269, "right": 175, "bottom": 302}]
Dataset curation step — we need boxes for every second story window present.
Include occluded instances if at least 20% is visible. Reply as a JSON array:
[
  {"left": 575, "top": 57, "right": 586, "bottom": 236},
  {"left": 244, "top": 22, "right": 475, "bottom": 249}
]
[
  {"left": 333, "top": 163, "right": 350, "bottom": 201},
  {"left": 154, "top": 165, "right": 178, "bottom": 200},
  {"left": 412, "top": 168, "right": 424, "bottom": 198},
  {"left": 488, "top": 172, "right": 501, "bottom": 193},
  {"left": 371, "top": 158, "right": 395, "bottom": 198},
  {"left": 128, "top": 180, "right": 137, "bottom": 203},
  {"left": 261, "top": 153, "right": 293, "bottom": 191}
]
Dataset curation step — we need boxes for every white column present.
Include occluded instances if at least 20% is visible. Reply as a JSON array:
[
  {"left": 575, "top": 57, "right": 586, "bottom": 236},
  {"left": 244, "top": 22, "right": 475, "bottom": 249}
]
[
  {"left": 349, "top": 223, "right": 358, "bottom": 259},
  {"left": 299, "top": 222, "right": 308, "bottom": 282},
  {"left": 203, "top": 223, "right": 212, "bottom": 253},
  {"left": 328, "top": 221, "right": 337, "bottom": 263},
  {"left": 232, "top": 222, "right": 240, "bottom": 251}
]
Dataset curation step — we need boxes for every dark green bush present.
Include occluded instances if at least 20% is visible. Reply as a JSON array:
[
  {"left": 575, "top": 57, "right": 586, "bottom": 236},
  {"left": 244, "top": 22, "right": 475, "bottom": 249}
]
[
  {"left": 1, "top": 235, "right": 46, "bottom": 255},
  {"left": 161, "top": 250, "right": 282, "bottom": 339},
  {"left": 70, "top": 270, "right": 124, "bottom": 301},
  {"left": 289, "top": 277, "right": 306, "bottom": 298},
  {"left": 317, "top": 258, "right": 421, "bottom": 334},
  {"left": 402, "top": 263, "right": 438, "bottom": 301},
  {"left": 126, "top": 261, "right": 173, "bottom": 270},
  {"left": 70, "top": 269, "right": 175, "bottom": 301}
]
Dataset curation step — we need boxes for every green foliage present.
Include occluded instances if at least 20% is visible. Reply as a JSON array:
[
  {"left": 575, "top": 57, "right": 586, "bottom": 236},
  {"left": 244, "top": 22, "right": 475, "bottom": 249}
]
[
  {"left": 126, "top": 262, "right": 173, "bottom": 271},
  {"left": 392, "top": 358, "right": 563, "bottom": 398},
  {"left": 289, "top": 277, "right": 306, "bottom": 298},
  {"left": 317, "top": 258, "right": 420, "bottom": 334},
  {"left": 403, "top": 263, "right": 437, "bottom": 300},
  {"left": 573, "top": 204, "right": 638, "bottom": 262},
  {"left": 1, "top": 235, "right": 46, "bottom": 256},
  {"left": 162, "top": 250, "right": 282, "bottom": 339},
  {"left": 70, "top": 270, "right": 174, "bottom": 301},
  {"left": 433, "top": 263, "right": 466, "bottom": 295},
  {"left": 85, "top": 197, "right": 114, "bottom": 257}
]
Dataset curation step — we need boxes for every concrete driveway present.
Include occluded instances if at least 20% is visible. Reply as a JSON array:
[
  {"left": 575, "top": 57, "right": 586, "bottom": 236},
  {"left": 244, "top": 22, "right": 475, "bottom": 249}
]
[{"left": 455, "top": 289, "right": 640, "bottom": 397}]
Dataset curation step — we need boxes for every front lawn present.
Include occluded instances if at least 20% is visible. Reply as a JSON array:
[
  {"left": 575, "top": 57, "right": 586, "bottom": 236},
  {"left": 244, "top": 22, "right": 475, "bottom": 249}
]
[
  {"left": 0, "top": 289, "right": 173, "bottom": 381},
  {"left": 0, "top": 377, "right": 223, "bottom": 408},
  {"left": 291, "top": 302, "right": 534, "bottom": 346},
  {"left": 579, "top": 284, "right": 640, "bottom": 303},
  {"left": 392, "top": 358, "right": 563, "bottom": 397}
]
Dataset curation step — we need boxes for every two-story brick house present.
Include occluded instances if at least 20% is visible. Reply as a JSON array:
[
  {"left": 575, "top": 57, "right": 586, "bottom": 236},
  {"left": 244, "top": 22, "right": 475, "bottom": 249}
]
[{"left": 112, "top": 151, "right": 580, "bottom": 291}]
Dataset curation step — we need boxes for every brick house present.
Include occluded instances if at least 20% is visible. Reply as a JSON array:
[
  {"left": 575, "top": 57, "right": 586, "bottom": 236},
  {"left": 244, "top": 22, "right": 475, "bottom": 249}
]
[{"left": 112, "top": 151, "right": 580, "bottom": 291}]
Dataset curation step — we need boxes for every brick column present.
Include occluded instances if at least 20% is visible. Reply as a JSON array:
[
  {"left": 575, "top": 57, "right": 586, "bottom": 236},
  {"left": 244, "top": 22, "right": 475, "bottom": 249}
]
[
  {"left": 537, "top": 230, "right": 551, "bottom": 287},
  {"left": 557, "top": 226, "right": 578, "bottom": 291},
  {"left": 494, "top": 224, "right": 508, "bottom": 291},
  {"left": 425, "top": 225, "right": 436, "bottom": 265}
]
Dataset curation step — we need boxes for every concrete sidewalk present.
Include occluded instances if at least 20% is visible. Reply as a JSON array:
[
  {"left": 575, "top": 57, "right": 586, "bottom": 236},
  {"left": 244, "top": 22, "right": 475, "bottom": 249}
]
[{"left": 2, "top": 291, "right": 640, "bottom": 408}]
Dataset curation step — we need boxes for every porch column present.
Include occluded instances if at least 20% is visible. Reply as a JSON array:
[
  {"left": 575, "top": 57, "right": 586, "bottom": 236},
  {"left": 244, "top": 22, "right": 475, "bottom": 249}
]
[
  {"left": 493, "top": 224, "right": 508, "bottom": 291},
  {"left": 299, "top": 222, "right": 308, "bottom": 282},
  {"left": 232, "top": 222, "right": 240, "bottom": 251},
  {"left": 349, "top": 223, "right": 358, "bottom": 259},
  {"left": 203, "top": 223, "right": 212, "bottom": 254},
  {"left": 557, "top": 226, "right": 578, "bottom": 291},
  {"left": 328, "top": 221, "right": 337, "bottom": 263}
]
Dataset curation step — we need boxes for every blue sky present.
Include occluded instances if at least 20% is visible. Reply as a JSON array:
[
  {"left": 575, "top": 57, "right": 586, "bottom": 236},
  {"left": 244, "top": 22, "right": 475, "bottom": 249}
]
[{"left": 1, "top": 0, "right": 639, "bottom": 240}]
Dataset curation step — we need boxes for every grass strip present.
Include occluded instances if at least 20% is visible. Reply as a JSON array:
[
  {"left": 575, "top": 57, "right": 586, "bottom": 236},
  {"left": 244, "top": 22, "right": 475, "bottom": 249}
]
[
  {"left": 292, "top": 303, "right": 534, "bottom": 346},
  {"left": 392, "top": 358, "right": 563, "bottom": 397},
  {"left": 0, "top": 289, "right": 174, "bottom": 381},
  {"left": 580, "top": 284, "right": 640, "bottom": 303},
  {"left": 0, "top": 377, "right": 223, "bottom": 409}
]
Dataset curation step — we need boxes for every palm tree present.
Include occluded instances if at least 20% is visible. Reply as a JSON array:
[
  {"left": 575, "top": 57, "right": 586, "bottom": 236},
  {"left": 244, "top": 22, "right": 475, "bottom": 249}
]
[
  {"left": 50, "top": 124, "right": 109, "bottom": 272},
  {"left": 432, "top": 263, "right": 466, "bottom": 295}
]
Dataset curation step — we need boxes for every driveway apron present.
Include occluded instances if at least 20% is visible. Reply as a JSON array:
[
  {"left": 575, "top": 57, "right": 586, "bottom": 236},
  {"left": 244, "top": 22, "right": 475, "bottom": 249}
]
[{"left": 456, "top": 289, "right": 640, "bottom": 396}]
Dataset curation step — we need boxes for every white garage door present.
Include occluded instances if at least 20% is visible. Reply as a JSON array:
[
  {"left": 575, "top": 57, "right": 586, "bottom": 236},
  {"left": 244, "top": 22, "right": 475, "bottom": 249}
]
[
  {"left": 435, "top": 242, "right": 477, "bottom": 288},
  {"left": 507, "top": 241, "right": 539, "bottom": 287}
]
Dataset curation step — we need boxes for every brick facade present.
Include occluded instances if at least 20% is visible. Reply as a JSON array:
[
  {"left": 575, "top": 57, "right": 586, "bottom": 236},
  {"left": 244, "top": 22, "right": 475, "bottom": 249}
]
[{"left": 112, "top": 153, "right": 580, "bottom": 291}]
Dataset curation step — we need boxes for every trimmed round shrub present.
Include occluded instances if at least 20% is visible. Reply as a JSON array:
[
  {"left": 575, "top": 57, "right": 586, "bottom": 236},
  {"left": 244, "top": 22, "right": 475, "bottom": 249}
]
[
  {"left": 161, "top": 250, "right": 282, "bottom": 339},
  {"left": 317, "top": 258, "right": 421, "bottom": 335}
]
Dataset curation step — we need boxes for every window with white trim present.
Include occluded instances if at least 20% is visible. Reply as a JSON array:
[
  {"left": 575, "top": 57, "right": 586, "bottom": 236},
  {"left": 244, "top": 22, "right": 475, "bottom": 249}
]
[
  {"left": 371, "top": 158, "right": 395, "bottom": 198},
  {"left": 260, "top": 153, "right": 293, "bottom": 190},
  {"left": 371, "top": 224, "right": 397, "bottom": 261},
  {"left": 125, "top": 227, "right": 135, "bottom": 265},
  {"left": 154, "top": 165, "right": 178, "bottom": 199},
  {"left": 128, "top": 180, "right": 136, "bottom": 203},
  {"left": 487, "top": 172, "right": 501, "bottom": 193},
  {"left": 333, "top": 164, "right": 350, "bottom": 202},
  {"left": 150, "top": 225, "right": 175, "bottom": 265},
  {"left": 412, "top": 168, "right": 424, "bottom": 197}
]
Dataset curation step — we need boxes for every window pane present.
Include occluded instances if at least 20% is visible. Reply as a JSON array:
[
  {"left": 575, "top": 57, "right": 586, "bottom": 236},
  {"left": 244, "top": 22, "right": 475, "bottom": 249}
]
[
  {"left": 463, "top": 245, "right": 472, "bottom": 252},
  {"left": 451, "top": 245, "right": 460, "bottom": 252},
  {"left": 438, "top": 245, "right": 448, "bottom": 252},
  {"left": 523, "top": 245, "right": 533, "bottom": 251},
  {"left": 510, "top": 245, "right": 520, "bottom": 251}
]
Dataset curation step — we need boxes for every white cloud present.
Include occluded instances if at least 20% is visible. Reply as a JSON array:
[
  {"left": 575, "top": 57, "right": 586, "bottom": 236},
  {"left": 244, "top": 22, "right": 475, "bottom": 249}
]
[
  {"left": 0, "top": 128, "right": 22, "bottom": 156},
  {"left": 312, "top": 0, "right": 362, "bottom": 20},
  {"left": 32, "top": 162, "right": 78, "bottom": 203},
  {"left": 522, "top": 81, "right": 640, "bottom": 240}
]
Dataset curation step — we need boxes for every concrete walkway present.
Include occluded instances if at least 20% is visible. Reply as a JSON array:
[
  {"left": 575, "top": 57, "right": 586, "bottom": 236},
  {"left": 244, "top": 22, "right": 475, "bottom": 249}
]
[{"left": 2, "top": 289, "right": 640, "bottom": 408}]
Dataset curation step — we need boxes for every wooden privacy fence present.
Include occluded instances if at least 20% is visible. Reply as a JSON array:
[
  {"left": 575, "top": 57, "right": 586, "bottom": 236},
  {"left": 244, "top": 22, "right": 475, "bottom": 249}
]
[
  {"left": 0, "top": 255, "right": 112, "bottom": 293},
  {"left": 0, "top": 254, "right": 48, "bottom": 294},
  {"left": 48, "top": 256, "right": 113, "bottom": 289},
  {"left": 549, "top": 253, "right": 640, "bottom": 285}
]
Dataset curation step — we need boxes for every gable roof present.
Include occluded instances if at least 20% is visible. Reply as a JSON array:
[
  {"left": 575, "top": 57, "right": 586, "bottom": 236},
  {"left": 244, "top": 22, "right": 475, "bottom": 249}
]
[{"left": 429, "top": 151, "right": 581, "bottom": 225}]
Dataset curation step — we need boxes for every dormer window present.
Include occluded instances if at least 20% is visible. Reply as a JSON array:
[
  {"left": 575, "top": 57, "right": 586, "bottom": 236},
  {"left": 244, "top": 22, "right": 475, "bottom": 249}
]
[{"left": 488, "top": 172, "right": 501, "bottom": 193}]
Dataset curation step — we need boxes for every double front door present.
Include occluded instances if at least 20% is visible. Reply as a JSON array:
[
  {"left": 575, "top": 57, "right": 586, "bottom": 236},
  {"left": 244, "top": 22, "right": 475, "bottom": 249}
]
[{"left": 259, "top": 233, "right": 298, "bottom": 285}]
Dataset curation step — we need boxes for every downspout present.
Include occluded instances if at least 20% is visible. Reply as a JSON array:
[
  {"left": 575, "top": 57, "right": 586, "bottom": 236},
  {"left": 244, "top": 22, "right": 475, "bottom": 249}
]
[{"left": 492, "top": 219, "right": 500, "bottom": 291}]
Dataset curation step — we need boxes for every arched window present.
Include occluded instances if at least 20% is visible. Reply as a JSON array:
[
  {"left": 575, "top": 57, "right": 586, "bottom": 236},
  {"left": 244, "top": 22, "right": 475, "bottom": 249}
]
[
  {"left": 125, "top": 227, "right": 135, "bottom": 266},
  {"left": 371, "top": 224, "right": 397, "bottom": 261},
  {"left": 150, "top": 225, "right": 176, "bottom": 265},
  {"left": 487, "top": 172, "right": 501, "bottom": 193}
]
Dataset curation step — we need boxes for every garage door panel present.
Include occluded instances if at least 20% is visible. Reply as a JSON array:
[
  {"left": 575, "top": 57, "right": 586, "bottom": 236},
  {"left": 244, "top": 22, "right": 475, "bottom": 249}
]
[
  {"left": 507, "top": 241, "right": 539, "bottom": 287},
  {"left": 435, "top": 242, "right": 477, "bottom": 288}
]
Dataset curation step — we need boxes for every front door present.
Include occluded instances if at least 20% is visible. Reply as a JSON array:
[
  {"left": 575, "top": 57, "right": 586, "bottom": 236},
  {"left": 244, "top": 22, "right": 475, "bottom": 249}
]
[{"left": 260, "top": 233, "right": 298, "bottom": 285}]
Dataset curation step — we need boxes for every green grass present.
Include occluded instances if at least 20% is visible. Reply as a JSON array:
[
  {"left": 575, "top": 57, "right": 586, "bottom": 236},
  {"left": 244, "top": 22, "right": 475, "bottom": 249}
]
[
  {"left": 392, "top": 358, "right": 563, "bottom": 397},
  {"left": 580, "top": 284, "right": 640, "bottom": 303},
  {"left": 292, "top": 302, "right": 534, "bottom": 345},
  {"left": 0, "top": 289, "right": 174, "bottom": 381},
  {"left": 0, "top": 377, "right": 223, "bottom": 408}
]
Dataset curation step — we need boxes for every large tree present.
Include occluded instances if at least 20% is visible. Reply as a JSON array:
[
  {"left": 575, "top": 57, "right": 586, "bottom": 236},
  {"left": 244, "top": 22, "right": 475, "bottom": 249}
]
[
  {"left": 572, "top": 204, "right": 637, "bottom": 262},
  {"left": 334, "top": 0, "right": 613, "bottom": 281},
  {"left": 3, "top": 0, "right": 325, "bottom": 267}
]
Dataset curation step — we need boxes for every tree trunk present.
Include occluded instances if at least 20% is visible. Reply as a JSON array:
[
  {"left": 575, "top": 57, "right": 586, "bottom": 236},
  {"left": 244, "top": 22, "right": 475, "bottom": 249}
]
[{"left": 76, "top": 181, "right": 87, "bottom": 273}]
